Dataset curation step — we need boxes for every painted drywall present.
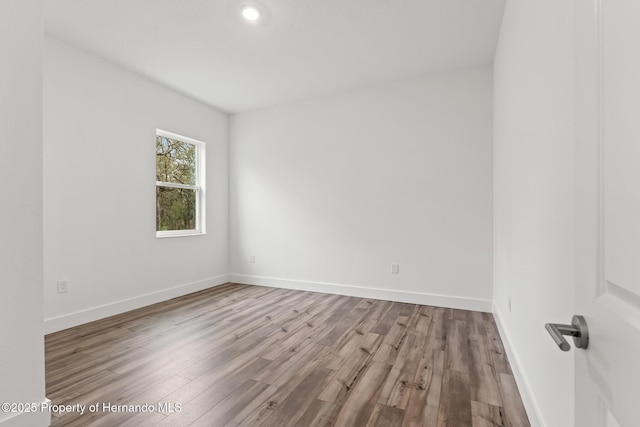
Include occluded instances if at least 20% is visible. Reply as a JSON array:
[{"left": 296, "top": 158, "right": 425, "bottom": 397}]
[
  {"left": 43, "top": 37, "right": 229, "bottom": 333},
  {"left": 230, "top": 67, "right": 493, "bottom": 310},
  {"left": 493, "top": 1, "right": 574, "bottom": 426},
  {"left": 0, "top": 1, "right": 50, "bottom": 426}
]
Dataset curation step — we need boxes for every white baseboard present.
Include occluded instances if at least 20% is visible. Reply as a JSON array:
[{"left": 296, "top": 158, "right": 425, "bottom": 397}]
[
  {"left": 229, "top": 274, "right": 492, "bottom": 312},
  {"left": 0, "top": 398, "right": 51, "bottom": 427},
  {"left": 492, "top": 303, "right": 544, "bottom": 427},
  {"left": 44, "top": 275, "right": 230, "bottom": 334}
]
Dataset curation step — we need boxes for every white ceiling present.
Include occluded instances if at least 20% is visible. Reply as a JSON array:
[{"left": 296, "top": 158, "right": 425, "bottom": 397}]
[{"left": 44, "top": 0, "right": 506, "bottom": 113}]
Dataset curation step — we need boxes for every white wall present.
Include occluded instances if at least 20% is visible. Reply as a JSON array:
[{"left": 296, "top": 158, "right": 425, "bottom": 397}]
[
  {"left": 493, "top": 1, "right": 574, "bottom": 426},
  {"left": 230, "top": 67, "right": 493, "bottom": 310},
  {"left": 0, "top": 1, "right": 50, "bottom": 426},
  {"left": 43, "top": 37, "right": 229, "bottom": 333}
]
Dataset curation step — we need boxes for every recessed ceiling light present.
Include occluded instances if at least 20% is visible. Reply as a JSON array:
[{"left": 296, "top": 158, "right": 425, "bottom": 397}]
[{"left": 241, "top": 6, "right": 261, "bottom": 21}]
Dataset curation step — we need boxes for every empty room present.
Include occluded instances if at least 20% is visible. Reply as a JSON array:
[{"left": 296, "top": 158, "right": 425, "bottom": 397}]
[{"left": 2, "top": 0, "right": 639, "bottom": 426}]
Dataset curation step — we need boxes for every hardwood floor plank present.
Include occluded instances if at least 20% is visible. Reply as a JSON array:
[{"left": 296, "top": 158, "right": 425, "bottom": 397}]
[
  {"left": 377, "top": 329, "right": 420, "bottom": 409},
  {"left": 468, "top": 334, "right": 501, "bottom": 407},
  {"left": 317, "top": 306, "right": 370, "bottom": 347},
  {"left": 468, "top": 311, "right": 488, "bottom": 336},
  {"left": 322, "top": 319, "right": 378, "bottom": 371},
  {"left": 498, "top": 374, "right": 531, "bottom": 427},
  {"left": 164, "top": 357, "right": 270, "bottom": 406},
  {"left": 445, "top": 319, "right": 470, "bottom": 373},
  {"left": 295, "top": 400, "right": 341, "bottom": 427},
  {"left": 437, "top": 369, "right": 472, "bottom": 427},
  {"left": 260, "top": 302, "right": 350, "bottom": 361},
  {"left": 318, "top": 333, "right": 383, "bottom": 405},
  {"left": 485, "top": 319, "right": 512, "bottom": 375},
  {"left": 452, "top": 309, "right": 470, "bottom": 321},
  {"left": 254, "top": 340, "right": 332, "bottom": 390},
  {"left": 45, "top": 284, "right": 530, "bottom": 427},
  {"left": 48, "top": 369, "right": 121, "bottom": 404},
  {"left": 468, "top": 332, "right": 491, "bottom": 365},
  {"left": 365, "top": 403, "right": 405, "bottom": 427},
  {"left": 402, "top": 349, "right": 444, "bottom": 427},
  {"left": 189, "top": 380, "right": 272, "bottom": 427},
  {"left": 407, "top": 304, "right": 433, "bottom": 334},
  {"left": 371, "top": 302, "right": 406, "bottom": 335},
  {"left": 372, "top": 315, "right": 410, "bottom": 365},
  {"left": 258, "top": 367, "right": 334, "bottom": 427},
  {"left": 397, "top": 303, "right": 418, "bottom": 318},
  {"left": 429, "top": 307, "right": 450, "bottom": 351},
  {"left": 363, "top": 300, "right": 394, "bottom": 323},
  {"left": 332, "top": 362, "right": 392, "bottom": 427},
  {"left": 47, "top": 346, "right": 154, "bottom": 393},
  {"left": 471, "top": 401, "right": 505, "bottom": 427},
  {"left": 153, "top": 360, "right": 272, "bottom": 426},
  {"left": 470, "top": 362, "right": 502, "bottom": 407},
  {"left": 233, "top": 348, "right": 332, "bottom": 427},
  {"left": 223, "top": 382, "right": 280, "bottom": 427}
]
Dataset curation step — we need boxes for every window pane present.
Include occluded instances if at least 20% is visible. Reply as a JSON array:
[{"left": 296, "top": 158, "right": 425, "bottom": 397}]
[
  {"left": 156, "top": 186, "right": 197, "bottom": 231},
  {"left": 156, "top": 136, "right": 196, "bottom": 185}
]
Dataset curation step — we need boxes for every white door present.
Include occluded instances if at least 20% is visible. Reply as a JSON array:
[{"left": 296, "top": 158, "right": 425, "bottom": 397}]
[{"left": 574, "top": 0, "right": 640, "bottom": 426}]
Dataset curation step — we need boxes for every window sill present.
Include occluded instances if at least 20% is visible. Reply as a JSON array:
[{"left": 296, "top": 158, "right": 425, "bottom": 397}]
[{"left": 156, "top": 230, "right": 206, "bottom": 239}]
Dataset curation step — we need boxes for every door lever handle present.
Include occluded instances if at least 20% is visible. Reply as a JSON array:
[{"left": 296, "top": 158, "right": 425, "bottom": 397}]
[{"left": 545, "top": 315, "right": 589, "bottom": 351}]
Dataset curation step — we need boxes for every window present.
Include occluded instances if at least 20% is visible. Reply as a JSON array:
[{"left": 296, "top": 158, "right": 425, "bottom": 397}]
[{"left": 155, "top": 129, "right": 205, "bottom": 237}]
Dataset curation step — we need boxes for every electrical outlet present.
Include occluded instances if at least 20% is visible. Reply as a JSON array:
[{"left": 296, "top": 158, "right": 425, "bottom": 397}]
[
  {"left": 57, "top": 280, "right": 68, "bottom": 294},
  {"left": 508, "top": 297, "right": 512, "bottom": 312},
  {"left": 391, "top": 263, "right": 399, "bottom": 274},
  {"left": 249, "top": 255, "right": 255, "bottom": 264}
]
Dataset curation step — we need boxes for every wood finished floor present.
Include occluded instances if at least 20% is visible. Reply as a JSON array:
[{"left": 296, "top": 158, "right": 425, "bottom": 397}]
[{"left": 45, "top": 283, "right": 530, "bottom": 427}]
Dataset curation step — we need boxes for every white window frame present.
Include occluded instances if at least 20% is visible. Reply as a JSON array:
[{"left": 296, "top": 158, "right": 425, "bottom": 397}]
[{"left": 155, "top": 129, "right": 206, "bottom": 238}]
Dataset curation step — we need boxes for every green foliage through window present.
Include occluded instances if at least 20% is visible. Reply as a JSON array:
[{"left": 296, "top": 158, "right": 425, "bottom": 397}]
[
  {"left": 156, "top": 133, "right": 202, "bottom": 233},
  {"left": 156, "top": 136, "right": 196, "bottom": 185},
  {"left": 156, "top": 187, "right": 196, "bottom": 231}
]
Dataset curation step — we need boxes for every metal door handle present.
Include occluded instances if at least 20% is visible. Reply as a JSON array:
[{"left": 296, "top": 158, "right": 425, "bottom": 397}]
[{"left": 545, "top": 315, "right": 589, "bottom": 351}]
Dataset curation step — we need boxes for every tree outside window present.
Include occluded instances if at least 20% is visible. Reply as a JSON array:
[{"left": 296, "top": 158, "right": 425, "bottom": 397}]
[{"left": 155, "top": 130, "right": 205, "bottom": 237}]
